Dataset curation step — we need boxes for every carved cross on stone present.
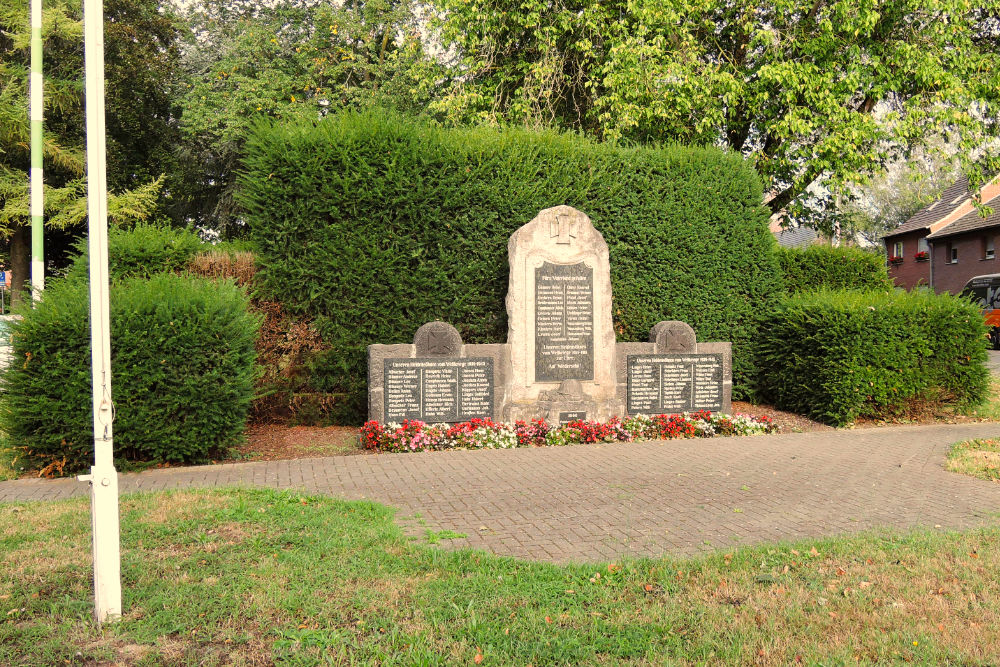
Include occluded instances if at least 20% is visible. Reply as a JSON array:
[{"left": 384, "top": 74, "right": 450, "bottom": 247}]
[
  {"left": 550, "top": 213, "right": 577, "bottom": 245},
  {"left": 650, "top": 320, "right": 696, "bottom": 353},
  {"left": 413, "top": 321, "right": 463, "bottom": 357},
  {"left": 425, "top": 330, "right": 455, "bottom": 355},
  {"left": 661, "top": 329, "right": 688, "bottom": 351}
]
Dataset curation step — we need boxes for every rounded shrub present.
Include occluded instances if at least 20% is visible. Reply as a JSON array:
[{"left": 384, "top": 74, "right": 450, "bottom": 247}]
[
  {"left": 1, "top": 274, "right": 261, "bottom": 473},
  {"left": 776, "top": 245, "right": 892, "bottom": 294},
  {"left": 239, "top": 110, "right": 782, "bottom": 422},
  {"left": 757, "top": 288, "right": 989, "bottom": 426},
  {"left": 65, "top": 223, "right": 205, "bottom": 282}
]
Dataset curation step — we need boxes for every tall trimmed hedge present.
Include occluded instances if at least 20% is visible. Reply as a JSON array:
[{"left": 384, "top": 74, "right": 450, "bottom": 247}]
[
  {"left": 1, "top": 274, "right": 261, "bottom": 472},
  {"left": 239, "top": 111, "right": 782, "bottom": 423},
  {"left": 757, "top": 289, "right": 989, "bottom": 426},
  {"left": 776, "top": 245, "right": 892, "bottom": 294}
]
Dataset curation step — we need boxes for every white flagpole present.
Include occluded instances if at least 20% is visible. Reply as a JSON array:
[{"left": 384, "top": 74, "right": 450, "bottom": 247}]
[
  {"left": 79, "top": 0, "right": 122, "bottom": 624},
  {"left": 29, "top": 0, "right": 44, "bottom": 299}
]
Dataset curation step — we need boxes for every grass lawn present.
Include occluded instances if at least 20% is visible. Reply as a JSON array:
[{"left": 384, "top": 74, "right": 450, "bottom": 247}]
[
  {"left": 2, "top": 489, "right": 1000, "bottom": 665},
  {"left": 948, "top": 438, "right": 1000, "bottom": 482}
]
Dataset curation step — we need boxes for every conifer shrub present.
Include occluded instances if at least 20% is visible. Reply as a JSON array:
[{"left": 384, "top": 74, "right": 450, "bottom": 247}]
[
  {"left": 1, "top": 274, "right": 260, "bottom": 473},
  {"left": 757, "top": 288, "right": 989, "bottom": 426},
  {"left": 65, "top": 223, "right": 206, "bottom": 282},
  {"left": 239, "top": 111, "right": 782, "bottom": 422},
  {"left": 776, "top": 245, "right": 892, "bottom": 293}
]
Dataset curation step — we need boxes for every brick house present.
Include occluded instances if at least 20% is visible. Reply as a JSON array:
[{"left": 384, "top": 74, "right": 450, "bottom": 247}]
[{"left": 883, "top": 178, "right": 1000, "bottom": 293}]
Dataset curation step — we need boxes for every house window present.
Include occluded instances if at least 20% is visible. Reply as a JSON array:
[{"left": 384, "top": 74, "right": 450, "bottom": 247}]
[
  {"left": 949, "top": 243, "right": 958, "bottom": 263},
  {"left": 892, "top": 241, "right": 903, "bottom": 258},
  {"left": 985, "top": 236, "right": 996, "bottom": 260},
  {"left": 917, "top": 237, "right": 929, "bottom": 253}
]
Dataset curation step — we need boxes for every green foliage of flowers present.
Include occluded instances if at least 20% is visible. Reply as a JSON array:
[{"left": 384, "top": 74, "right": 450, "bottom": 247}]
[
  {"left": 241, "top": 111, "right": 782, "bottom": 422},
  {"left": 0, "top": 274, "right": 261, "bottom": 474},
  {"left": 776, "top": 245, "right": 893, "bottom": 294},
  {"left": 757, "top": 288, "right": 990, "bottom": 426},
  {"left": 358, "top": 412, "right": 778, "bottom": 453}
]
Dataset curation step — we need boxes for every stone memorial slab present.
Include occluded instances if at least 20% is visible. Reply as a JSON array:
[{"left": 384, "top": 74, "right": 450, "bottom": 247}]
[
  {"left": 384, "top": 357, "right": 494, "bottom": 422},
  {"left": 626, "top": 353, "right": 724, "bottom": 414},
  {"left": 505, "top": 206, "right": 620, "bottom": 421},
  {"left": 616, "top": 322, "right": 733, "bottom": 415},
  {"left": 368, "top": 321, "right": 508, "bottom": 423},
  {"left": 534, "top": 261, "right": 594, "bottom": 381}
]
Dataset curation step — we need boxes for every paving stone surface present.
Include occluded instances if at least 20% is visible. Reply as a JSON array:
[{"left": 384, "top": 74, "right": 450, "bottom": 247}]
[{"left": 4, "top": 423, "right": 1000, "bottom": 563}]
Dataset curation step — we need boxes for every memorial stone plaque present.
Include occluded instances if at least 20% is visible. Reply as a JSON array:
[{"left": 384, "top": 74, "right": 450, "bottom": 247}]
[
  {"left": 626, "top": 353, "right": 724, "bottom": 414},
  {"left": 534, "top": 261, "right": 594, "bottom": 382},
  {"left": 558, "top": 411, "right": 588, "bottom": 425},
  {"left": 384, "top": 357, "right": 494, "bottom": 422}
]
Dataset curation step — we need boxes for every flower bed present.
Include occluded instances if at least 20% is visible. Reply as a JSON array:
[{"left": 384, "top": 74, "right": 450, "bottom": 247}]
[{"left": 359, "top": 412, "right": 778, "bottom": 453}]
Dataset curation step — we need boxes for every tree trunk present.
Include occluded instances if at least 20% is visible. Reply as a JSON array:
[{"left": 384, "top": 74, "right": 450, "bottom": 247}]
[{"left": 10, "top": 224, "right": 31, "bottom": 310}]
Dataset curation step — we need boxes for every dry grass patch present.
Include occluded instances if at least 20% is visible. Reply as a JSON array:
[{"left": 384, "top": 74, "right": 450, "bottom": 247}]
[{"left": 947, "top": 438, "right": 1000, "bottom": 481}]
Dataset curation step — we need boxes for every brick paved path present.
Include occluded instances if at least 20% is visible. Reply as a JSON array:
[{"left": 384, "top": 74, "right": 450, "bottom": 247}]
[{"left": 3, "top": 423, "right": 1000, "bottom": 563}]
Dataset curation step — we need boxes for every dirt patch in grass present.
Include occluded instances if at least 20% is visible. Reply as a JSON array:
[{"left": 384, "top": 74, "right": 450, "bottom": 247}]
[{"left": 134, "top": 491, "right": 224, "bottom": 524}]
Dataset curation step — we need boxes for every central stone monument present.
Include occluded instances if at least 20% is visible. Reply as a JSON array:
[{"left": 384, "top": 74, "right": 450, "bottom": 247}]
[
  {"left": 504, "top": 205, "right": 621, "bottom": 422},
  {"left": 366, "top": 205, "right": 732, "bottom": 425}
]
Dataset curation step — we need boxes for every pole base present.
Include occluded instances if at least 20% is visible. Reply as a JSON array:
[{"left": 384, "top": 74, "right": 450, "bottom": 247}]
[{"left": 81, "top": 462, "right": 122, "bottom": 624}]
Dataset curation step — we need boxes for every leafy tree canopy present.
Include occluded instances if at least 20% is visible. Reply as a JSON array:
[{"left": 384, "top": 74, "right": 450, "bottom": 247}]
[
  {"left": 172, "top": 0, "right": 431, "bottom": 233},
  {"left": 0, "top": 0, "right": 177, "bottom": 236},
  {"left": 0, "top": 0, "right": 175, "bottom": 302},
  {"left": 428, "top": 0, "right": 1000, "bottom": 227}
]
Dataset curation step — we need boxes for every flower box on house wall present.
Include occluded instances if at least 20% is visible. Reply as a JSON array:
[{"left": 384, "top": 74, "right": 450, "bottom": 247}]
[
  {"left": 914, "top": 251, "right": 929, "bottom": 262},
  {"left": 889, "top": 255, "right": 904, "bottom": 265}
]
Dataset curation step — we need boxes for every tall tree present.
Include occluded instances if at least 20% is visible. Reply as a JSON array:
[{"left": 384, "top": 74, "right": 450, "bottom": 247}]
[
  {"left": 171, "top": 0, "right": 430, "bottom": 235},
  {"left": 428, "top": 0, "right": 1000, "bottom": 226},
  {"left": 0, "top": 0, "right": 176, "bottom": 304}
]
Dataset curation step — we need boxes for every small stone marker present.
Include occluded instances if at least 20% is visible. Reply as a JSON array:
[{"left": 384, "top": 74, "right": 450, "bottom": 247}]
[
  {"left": 649, "top": 320, "right": 697, "bottom": 352},
  {"left": 505, "top": 205, "right": 620, "bottom": 421},
  {"left": 616, "top": 321, "right": 732, "bottom": 415},
  {"left": 414, "top": 321, "right": 463, "bottom": 356},
  {"left": 558, "top": 411, "right": 588, "bottom": 425},
  {"left": 368, "top": 321, "right": 505, "bottom": 423}
]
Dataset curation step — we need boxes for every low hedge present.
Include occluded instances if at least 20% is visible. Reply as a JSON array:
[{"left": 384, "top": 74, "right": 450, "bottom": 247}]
[
  {"left": 239, "top": 110, "right": 782, "bottom": 422},
  {"left": 1, "top": 274, "right": 261, "bottom": 473},
  {"left": 776, "top": 245, "right": 892, "bottom": 294},
  {"left": 757, "top": 288, "right": 989, "bottom": 426}
]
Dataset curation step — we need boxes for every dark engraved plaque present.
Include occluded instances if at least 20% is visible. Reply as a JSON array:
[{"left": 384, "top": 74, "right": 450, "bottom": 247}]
[
  {"left": 559, "top": 411, "right": 588, "bottom": 425},
  {"left": 384, "top": 357, "right": 494, "bottom": 422},
  {"left": 626, "top": 354, "right": 724, "bottom": 414},
  {"left": 534, "top": 261, "right": 594, "bottom": 382}
]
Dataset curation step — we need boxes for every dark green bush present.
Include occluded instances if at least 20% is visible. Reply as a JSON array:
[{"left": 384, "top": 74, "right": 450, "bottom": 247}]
[
  {"left": 757, "top": 288, "right": 989, "bottom": 426},
  {"left": 66, "top": 223, "right": 205, "bottom": 282},
  {"left": 776, "top": 245, "right": 892, "bottom": 294},
  {"left": 1, "top": 274, "right": 261, "bottom": 472},
  {"left": 239, "top": 111, "right": 782, "bottom": 423}
]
